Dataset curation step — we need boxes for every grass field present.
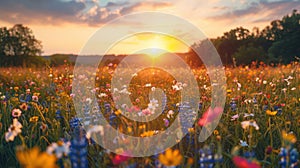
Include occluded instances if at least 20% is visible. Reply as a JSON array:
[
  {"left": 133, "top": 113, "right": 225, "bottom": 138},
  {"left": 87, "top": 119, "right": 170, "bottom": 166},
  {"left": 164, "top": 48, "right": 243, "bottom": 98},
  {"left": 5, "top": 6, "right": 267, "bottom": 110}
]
[{"left": 0, "top": 61, "right": 299, "bottom": 168}]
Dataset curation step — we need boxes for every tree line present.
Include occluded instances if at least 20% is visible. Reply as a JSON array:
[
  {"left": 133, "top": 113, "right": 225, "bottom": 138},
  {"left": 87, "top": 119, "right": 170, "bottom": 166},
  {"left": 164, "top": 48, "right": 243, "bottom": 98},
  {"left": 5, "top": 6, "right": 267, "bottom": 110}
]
[{"left": 189, "top": 9, "right": 300, "bottom": 66}]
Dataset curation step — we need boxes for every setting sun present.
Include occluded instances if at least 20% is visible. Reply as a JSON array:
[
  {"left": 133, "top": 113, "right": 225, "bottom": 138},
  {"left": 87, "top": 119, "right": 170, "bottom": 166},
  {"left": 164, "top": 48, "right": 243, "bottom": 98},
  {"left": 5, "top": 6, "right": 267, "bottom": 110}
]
[{"left": 107, "top": 32, "right": 189, "bottom": 56}]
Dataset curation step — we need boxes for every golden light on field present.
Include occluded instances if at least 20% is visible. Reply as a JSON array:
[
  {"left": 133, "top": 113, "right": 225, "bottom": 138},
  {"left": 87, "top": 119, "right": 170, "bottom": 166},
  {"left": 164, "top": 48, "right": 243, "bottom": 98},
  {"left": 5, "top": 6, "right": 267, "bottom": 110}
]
[{"left": 107, "top": 32, "right": 189, "bottom": 56}]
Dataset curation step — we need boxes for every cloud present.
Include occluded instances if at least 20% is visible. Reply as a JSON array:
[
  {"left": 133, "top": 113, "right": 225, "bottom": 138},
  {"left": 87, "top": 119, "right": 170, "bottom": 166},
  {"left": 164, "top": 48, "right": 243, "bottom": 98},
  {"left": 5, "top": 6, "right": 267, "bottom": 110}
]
[
  {"left": 207, "top": 0, "right": 300, "bottom": 23},
  {"left": 0, "top": 0, "right": 172, "bottom": 26},
  {"left": 0, "top": 0, "right": 86, "bottom": 25}
]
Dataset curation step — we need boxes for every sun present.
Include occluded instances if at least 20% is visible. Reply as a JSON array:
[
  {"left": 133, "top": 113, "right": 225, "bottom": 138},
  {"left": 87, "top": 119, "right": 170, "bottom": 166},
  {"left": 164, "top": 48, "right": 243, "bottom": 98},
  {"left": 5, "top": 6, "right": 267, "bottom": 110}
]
[{"left": 106, "top": 33, "right": 189, "bottom": 56}]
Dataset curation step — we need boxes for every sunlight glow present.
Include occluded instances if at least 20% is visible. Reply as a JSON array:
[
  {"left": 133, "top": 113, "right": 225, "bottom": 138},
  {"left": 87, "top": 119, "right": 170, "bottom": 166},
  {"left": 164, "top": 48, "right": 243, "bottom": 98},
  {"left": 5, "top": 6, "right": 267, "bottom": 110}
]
[{"left": 107, "top": 33, "right": 189, "bottom": 56}]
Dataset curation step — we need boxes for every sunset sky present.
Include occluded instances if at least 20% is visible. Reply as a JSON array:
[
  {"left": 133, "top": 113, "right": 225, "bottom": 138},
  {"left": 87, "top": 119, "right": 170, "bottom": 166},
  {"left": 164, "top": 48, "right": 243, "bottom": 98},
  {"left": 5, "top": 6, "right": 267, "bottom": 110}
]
[{"left": 0, "top": 0, "right": 299, "bottom": 55}]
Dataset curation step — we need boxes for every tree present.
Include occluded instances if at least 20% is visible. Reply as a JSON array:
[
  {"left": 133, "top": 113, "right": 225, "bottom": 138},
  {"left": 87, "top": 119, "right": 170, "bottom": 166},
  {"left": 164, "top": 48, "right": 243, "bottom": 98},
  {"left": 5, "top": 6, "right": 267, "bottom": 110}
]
[
  {"left": 266, "top": 10, "right": 300, "bottom": 63},
  {"left": 233, "top": 44, "right": 267, "bottom": 65},
  {"left": 0, "top": 24, "right": 43, "bottom": 66}
]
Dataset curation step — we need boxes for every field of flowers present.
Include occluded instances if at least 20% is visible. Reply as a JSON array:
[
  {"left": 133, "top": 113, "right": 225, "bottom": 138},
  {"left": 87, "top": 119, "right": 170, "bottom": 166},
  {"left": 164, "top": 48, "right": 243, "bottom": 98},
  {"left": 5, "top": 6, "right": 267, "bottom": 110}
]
[{"left": 0, "top": 61, "right": 299, "bottom": 168}]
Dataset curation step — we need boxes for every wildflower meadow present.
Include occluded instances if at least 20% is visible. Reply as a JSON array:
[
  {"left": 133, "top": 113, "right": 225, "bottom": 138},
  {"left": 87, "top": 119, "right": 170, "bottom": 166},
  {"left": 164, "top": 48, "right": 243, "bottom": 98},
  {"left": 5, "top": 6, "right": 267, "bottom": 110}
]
[{"left": 0, "top": 60, "right": 299, "bottom": 168}]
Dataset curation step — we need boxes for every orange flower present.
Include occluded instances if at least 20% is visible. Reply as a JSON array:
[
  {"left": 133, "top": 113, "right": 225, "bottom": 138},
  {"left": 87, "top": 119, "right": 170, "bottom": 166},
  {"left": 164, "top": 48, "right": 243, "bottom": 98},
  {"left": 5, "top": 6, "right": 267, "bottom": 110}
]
[
  {"left": 158, "top": 149, "right": 182, "bottom": 166},
  {"left": 17, "top": 147, "right": 57, "bottom": 168}
]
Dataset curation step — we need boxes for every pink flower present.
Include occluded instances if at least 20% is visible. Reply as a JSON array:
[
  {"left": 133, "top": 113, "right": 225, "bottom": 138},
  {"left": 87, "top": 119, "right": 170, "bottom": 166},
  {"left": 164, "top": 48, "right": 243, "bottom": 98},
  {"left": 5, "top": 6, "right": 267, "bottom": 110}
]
[
  {"left": 112, "top": 153, "right": 130, "bottom": 165},
  {"left": 232, "top": 156, "right": 261, "bottom": 168},
  {"left": 12, "top": 108, "right": 22, "bottom": 118},
  {"left": 142, "top": 109, "right": 152, "bottom": 115},
  {"left": 198, "top": 107, "right": 223, "bottom": 126}
]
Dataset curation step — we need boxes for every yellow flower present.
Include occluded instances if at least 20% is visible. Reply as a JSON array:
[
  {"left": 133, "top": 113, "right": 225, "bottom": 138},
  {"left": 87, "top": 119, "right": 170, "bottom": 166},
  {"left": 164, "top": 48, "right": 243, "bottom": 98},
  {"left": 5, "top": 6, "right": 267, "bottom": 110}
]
[
  {"left": 158, "top": 149, "right": 182, "bottom": 166},
  {"left": 213, "top": 130, "right": 219, "bottom": 135},
  {"left": 16, "top": 147, "right": 57, "bottom": 168},
  {"left": 188, "top": 128, "right": 195, "bottom": 133},
  {"left": 140, "top": 131, "right": 155, "bottom": 137},
  {"left": 29, "top": 116, "right": 39, "bottom": 123},
  {"left": 266, "top": 110, "right": 277, "bottom": 116},
  {"left": 115, "top": 109, "right": 121, "bottom": 115},
  {"left": 282, "top": 130, "right": 297, "bottom": 144}
]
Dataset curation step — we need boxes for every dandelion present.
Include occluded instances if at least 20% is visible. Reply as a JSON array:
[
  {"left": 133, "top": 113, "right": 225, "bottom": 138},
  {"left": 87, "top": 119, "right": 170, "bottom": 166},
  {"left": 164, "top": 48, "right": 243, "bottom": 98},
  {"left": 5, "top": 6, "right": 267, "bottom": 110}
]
[
  {"left": 5, "top": 118, "right": 23, "bottom": 142},
  {"left": 12, "top": 108, "right": 22, "bottom": 118},
  {"left": 17, "top": 147, "right": 57, "bottom": 168},
  {"left": 158, "top": 149, "right": 182, "bottom": 166}
]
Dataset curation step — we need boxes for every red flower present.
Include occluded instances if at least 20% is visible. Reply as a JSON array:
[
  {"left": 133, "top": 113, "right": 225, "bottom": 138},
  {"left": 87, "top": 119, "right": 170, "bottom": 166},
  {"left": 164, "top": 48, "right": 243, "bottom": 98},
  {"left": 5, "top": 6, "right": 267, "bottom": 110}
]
[
  {"left": 198, "top": 107, "right": 223, "bottom": 126},
  {"left": 232, "top": 156, "right": 261, "bottom": 168},
  {"left": 112, "top": 153, "right": 130, "bottom": 165}
]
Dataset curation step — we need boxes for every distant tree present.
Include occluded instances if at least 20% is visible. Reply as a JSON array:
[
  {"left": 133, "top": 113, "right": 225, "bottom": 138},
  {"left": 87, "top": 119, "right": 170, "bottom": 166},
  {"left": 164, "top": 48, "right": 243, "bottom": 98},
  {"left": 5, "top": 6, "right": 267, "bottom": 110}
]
[
  {"left": 233, "top": 44, "right": 267, "bottom": 65},
  {"left": 267, "top": 10, "right": 300, "bottom": 63},
  {"left": 0, "top": 24, "right": 43, "bottom": 66}
]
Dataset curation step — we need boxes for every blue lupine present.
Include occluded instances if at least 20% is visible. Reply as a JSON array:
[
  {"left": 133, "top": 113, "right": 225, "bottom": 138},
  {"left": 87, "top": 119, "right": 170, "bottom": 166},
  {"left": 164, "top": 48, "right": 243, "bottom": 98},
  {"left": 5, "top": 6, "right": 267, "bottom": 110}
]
[
  {"left": 199, "top": 102, "right": 203, "bottom": 110},
  {"left": 70, "top": 128, "right": 89, "bottom": 168},
  {"left": 198, "top": 147, "right": 222, "bottom": 168},
  {"left": 109, "top": 113, "right": 118, "bottom": 127},
  {"left": 25, "top": 94, "right": 31, "bottom": 102},
  {"left": 253, "top": 97, "right": 257, "bottom": 104},
  {"left": 290, "top": 148, "right": 299, "bottom": 166},
  {"left": 104, "top": 103, "right": 111, "bottom": 114},
  {"left": 274, "top": 105, "right": 283, "bottom": 115},
  {"left": 230, "top": 99, "right": 237, "bottom": 111},
  {"left": 56, "top": 109, "right": 63, "bottom": 119},
  {"left": 263, "top": 105, "right": 268, "bottom": 111},
  {"left": 69, "top": 117, "right": 82, "bottom": 129},
  {"left": 243, "top": 151, "right": 255, "bottom": 159},
  {"left": 279, "top": 147, "right": 299, "bottom": 168}
]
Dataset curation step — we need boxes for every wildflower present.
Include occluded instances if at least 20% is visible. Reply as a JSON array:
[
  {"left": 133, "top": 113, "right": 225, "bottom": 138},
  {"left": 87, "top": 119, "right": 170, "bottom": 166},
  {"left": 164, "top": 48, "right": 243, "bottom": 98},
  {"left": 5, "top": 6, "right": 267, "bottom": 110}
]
[
  {"left": 231, "top": 114, "right": 239, "bottom": 121},
  {"left": 167, "top": 110, "right": 174, "bottom": 118},
  {"left": 266, "top": 110, "right": 277, "bottom": 116},
  {"left": 19, "top": 103, "right": 28, "bottom": 111},
  {"left": 282, "top": 130, "right": 297, "bottom": 144},
  {"left": 47, "top": 140, "right": 71, "bottom": 159},
  {"left": 140, "top": 130, "right": 156, "bottom": 137},
  {"left": 230, "top": 99, "right": 237, "bottom": 111},
  {"left": 70, "top": 128, "right": 88, "bottom": 168},
  {"left": 241, "top": 120, "right": 259, "bottom": 130},
  {"left": 17, "top": 147, "right": 57, "bottom": 168},
  {"left": 232, "top": 156, "right": 261, "bottom": 168},
  {"left": 40, "top": 122, "right": 48, "bottom": 132},
  {"left": 32, "top": 95, "right": 39, "bottom": 102},
  {"left": 199, "top": 146, "right": 223, "bottom": 167},
  {"left": 158, "top": 149, "right": 182, "bottom": 166},
  {"left": 12, "top": 108, "right": 22, "bottom": 118},
  {"left": 163, "top": 118, "right": 169, "bottom": 127},
  {"left": 240, "top": 140, "right": 248, "bottom": 147},
  {"left": 112, "top": 152, "right": 131, "bottom": 165},
  {"left": 115, "top": 109, "right": 122, "bottom": 115},
  {"left": 5, "top": 118, "right": 23, "bottom": 142},
  {"left": 86, "top": 125, "right": 104, "bottom": 139},
  {"left": 29, "top": 116, "right": 39, "bottom": 123},
  {"left": 265, "top": 146, "right": 273, "bottom": 155},
  {"left": 198, "top": 107, "right": 223, "bottom": 126}
]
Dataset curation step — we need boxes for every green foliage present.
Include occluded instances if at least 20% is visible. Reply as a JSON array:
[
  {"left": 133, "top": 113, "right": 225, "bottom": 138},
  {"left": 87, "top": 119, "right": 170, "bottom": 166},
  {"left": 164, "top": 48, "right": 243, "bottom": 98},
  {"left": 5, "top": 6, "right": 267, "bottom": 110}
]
[
  {"left": 0, "top": 24, "right": 43, "bottom": 67},
  {"left": 192, "top": 9, "right": 300, "bottom": 66},
  {"left": 233, "top": 44, "right": 267, "bottom": 65}
]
